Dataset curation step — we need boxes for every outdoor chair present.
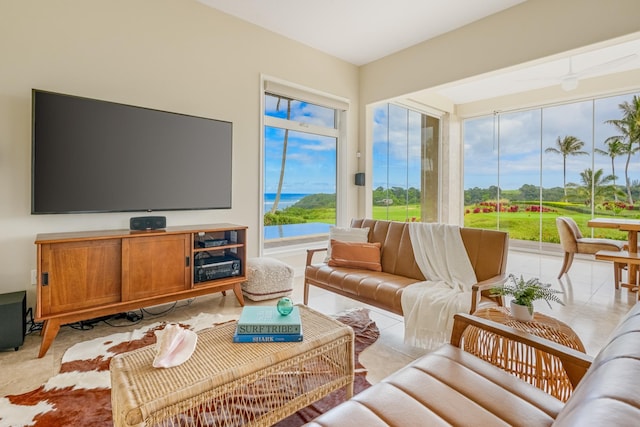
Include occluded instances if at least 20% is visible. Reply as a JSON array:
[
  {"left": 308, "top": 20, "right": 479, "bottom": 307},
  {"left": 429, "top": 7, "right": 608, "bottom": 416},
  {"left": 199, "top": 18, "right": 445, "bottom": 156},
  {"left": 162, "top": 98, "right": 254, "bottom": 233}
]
[{"left": 556, "top": 216, "right": 625, "bottom": 280}]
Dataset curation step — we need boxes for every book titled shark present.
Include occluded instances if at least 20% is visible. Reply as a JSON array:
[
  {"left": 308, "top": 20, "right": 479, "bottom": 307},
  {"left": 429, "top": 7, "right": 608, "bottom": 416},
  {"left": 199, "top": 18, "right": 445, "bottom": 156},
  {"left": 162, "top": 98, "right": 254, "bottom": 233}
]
[{"left": 232, "top": 329, "right": 303, "bottom": 343}]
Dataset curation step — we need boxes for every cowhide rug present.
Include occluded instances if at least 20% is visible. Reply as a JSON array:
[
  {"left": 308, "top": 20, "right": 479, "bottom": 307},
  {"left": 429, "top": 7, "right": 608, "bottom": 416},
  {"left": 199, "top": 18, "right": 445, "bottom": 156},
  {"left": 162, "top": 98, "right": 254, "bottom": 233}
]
[{"left": 0, "top": 308, "right": 379, "bottom": 427}]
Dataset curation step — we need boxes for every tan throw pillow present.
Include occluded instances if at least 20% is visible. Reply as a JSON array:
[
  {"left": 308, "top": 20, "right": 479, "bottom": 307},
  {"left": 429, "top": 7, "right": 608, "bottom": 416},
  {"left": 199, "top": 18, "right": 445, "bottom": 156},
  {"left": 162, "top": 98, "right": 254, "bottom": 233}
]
[
  {"left": 328, "top": 240, "right": 382, "bottom": 272},
  {"left": 324, "top": 226, "right": 370, "bottom": 262}
]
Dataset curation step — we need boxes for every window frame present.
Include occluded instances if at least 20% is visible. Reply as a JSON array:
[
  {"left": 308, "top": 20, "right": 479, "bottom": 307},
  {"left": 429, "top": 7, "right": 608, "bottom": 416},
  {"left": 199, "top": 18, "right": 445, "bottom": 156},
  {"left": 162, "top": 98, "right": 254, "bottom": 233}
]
[
  {"left": 369, "top": 101, "right": 444, "bottom": 223},
  {"left": 260, "top": 76, "right": 349, "bottom": 254}
]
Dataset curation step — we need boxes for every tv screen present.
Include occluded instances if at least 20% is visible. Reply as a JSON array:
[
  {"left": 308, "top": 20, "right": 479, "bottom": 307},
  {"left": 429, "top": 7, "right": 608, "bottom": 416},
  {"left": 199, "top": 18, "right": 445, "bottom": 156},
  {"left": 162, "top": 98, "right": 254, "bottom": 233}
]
[{"left": 32, "top": 89, "right": 232, "bottom": 214}]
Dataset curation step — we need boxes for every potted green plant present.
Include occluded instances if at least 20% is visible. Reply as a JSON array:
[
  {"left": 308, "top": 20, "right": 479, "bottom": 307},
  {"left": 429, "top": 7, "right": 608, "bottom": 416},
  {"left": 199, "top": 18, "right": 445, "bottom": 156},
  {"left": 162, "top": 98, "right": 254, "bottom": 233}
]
[{"left": 491, "top": 274, "right": 564, "bottom": 321}]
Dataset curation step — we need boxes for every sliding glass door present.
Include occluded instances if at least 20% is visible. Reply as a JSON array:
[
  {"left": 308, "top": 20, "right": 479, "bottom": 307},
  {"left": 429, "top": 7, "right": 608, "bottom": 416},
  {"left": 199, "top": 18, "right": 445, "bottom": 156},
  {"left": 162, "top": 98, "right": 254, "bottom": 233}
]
[
  {"left": 372, "top": 103, "right": 440, "bottom": 222},
  {"left": 464, "top": 91, "right": 640, "bottom": 245}
]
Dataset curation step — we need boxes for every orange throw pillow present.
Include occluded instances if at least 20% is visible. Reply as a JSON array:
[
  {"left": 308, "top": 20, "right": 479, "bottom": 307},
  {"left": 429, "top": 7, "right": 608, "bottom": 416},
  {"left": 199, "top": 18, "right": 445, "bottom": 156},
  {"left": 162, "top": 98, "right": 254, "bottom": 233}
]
[{"left": 328, "top": 239, "right": 382, "bottom": 272}]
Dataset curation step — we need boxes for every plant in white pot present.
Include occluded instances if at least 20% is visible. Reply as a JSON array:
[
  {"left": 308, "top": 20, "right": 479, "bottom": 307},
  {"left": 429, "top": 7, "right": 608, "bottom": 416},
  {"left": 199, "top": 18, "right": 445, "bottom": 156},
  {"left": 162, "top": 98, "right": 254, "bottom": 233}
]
[{"left": 491, "top": 274, "right": 564, "bottom": 322}]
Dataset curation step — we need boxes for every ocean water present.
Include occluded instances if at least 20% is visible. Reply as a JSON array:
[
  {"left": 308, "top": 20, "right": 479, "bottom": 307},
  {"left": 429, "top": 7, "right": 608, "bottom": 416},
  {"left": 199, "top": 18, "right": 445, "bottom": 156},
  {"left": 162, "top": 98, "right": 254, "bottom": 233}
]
[{"left": 264, "top": 193, "right": 309, "bottom": 211}]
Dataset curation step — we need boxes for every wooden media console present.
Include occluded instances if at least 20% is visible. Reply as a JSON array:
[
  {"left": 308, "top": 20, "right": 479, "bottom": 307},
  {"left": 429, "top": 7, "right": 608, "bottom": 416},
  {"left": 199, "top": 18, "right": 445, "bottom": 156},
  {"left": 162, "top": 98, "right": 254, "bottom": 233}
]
[{"left": 35, "top": 223, "right": 247, "bottom": 358}]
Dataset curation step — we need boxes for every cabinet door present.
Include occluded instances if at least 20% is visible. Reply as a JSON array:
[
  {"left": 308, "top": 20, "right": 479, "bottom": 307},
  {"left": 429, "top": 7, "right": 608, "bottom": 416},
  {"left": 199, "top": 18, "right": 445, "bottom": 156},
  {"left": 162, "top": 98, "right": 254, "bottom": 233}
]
[
  {"left": 39, "top": 239, "right": 122, "bottom": 316},
  {"left": 122, "top": 234, "right": 191, "bottom": 301}
]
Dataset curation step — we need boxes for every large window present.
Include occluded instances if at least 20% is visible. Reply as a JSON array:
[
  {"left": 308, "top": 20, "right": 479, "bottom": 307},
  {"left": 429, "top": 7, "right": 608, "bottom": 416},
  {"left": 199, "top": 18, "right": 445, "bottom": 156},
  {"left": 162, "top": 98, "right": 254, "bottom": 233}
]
[
  {"left": 372, "top": 103, "right": 440, "bottom": 222},
  {"left": 463, "top": 92, "right": 640, "bottom": 245},
  {"left": 262, "top": 82, "right": 346, "bottom": 248}
]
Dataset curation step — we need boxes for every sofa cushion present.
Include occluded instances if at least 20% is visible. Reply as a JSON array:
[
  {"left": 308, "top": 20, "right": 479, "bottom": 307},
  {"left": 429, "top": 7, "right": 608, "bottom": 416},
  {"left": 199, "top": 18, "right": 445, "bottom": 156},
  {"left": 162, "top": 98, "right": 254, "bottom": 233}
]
[
  {"left": 305, "top": 344, "right": 563, "bottom": 427},
  {"left": 324, "top": 226, "right": 370, "bottom": 262},
  {"left": 458, "top": 227, "right": 509, "bottom": 282},
  {"left": 350, "top": 219, "right": 426, "bottom": 280},
  {"left": 305, "top": 264, "right": 418, "bottom": 314},
  {"left": 328, "top": 240, "right": 382, "bottom": 271}
]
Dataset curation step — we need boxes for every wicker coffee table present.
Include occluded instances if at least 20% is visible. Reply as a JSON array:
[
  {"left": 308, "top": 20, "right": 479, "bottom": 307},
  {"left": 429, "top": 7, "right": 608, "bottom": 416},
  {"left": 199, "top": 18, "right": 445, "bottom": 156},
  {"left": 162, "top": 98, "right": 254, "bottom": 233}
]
[
  {"left": 110, "top": 305, "right": 354, "bottom": 427},
  {"left": 463, "top": 307, "right": 585, "bottom": 402}
]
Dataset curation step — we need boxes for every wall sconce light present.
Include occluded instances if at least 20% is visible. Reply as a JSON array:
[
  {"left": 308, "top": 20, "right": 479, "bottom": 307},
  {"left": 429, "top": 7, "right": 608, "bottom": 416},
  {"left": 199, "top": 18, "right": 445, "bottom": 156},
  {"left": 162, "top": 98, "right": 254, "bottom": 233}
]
[{"left": 355, "top": 172, "right": 365, "bottom": 186}]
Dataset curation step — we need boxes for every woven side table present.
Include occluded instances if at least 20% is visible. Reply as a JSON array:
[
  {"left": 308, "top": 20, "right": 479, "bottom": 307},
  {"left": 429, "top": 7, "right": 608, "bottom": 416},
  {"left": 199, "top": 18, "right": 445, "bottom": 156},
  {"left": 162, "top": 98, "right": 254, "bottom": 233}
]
[
  {"left": 110, "top": 305, "right": 354, "bottom": 427},
  {"left": 463, "top": 307, "right": 585, "bottom": 402}
]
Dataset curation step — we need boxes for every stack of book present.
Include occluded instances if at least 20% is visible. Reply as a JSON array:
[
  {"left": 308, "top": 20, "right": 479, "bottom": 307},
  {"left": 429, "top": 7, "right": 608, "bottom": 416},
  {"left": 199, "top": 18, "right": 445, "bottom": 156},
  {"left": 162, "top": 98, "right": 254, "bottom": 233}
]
[{"left": 233, "top": 305, "right": 303, "bottom": 343}]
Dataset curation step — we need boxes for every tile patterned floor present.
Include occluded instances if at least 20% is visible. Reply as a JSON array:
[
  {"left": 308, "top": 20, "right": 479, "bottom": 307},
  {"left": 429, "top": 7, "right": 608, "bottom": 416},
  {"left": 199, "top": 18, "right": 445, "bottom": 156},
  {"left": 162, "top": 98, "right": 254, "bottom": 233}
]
[{"left": 1, "top": 248, "right": 637, "bottom": 396}]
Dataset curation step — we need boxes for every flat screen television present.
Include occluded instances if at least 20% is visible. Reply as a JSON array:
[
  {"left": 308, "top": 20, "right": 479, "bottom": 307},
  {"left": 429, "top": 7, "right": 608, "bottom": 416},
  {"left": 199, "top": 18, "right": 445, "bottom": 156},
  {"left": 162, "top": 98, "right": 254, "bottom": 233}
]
[{"left": 31, "top": 89, "right": 232, "bottom": 214}]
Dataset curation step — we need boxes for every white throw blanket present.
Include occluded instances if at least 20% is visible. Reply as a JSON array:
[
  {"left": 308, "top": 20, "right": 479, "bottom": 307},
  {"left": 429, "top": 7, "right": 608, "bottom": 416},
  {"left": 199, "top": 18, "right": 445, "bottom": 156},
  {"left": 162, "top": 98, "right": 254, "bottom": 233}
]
[{"left": 401, "top": 223, "right": 477, "bottom": 349}]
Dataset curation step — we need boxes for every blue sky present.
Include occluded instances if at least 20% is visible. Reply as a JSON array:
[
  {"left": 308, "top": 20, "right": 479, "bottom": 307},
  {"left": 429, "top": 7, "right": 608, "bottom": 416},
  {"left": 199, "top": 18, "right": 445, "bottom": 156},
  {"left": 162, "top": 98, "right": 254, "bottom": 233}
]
[
  {"left": 264, "top": 91, "right": 639, "bottom": 195},
  {"left": 372, "top": 104, "right": 423, "bottom": 191},
  {"left": 463, "top": 92, "right": 639, "bottom": 190},
  {"left": 264, "top": 95, "right": 337, "bottom": 194}
]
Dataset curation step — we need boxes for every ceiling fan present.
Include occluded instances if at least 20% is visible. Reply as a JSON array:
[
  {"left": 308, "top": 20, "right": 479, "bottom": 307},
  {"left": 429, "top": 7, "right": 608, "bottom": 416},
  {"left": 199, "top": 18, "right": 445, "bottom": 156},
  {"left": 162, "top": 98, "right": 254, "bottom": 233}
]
[{"left": 557, "top": 53, "right": 639, "bottom": 91}]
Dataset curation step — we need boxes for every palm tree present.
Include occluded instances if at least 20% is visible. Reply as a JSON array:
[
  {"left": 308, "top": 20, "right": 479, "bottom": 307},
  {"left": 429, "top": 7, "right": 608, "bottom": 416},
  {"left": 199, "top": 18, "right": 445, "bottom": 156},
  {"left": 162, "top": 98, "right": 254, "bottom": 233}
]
[
  {"left": 544, "top": 135, "right": 588, "bottom": 200},
  {"left": 595, "top": 138, "right": 625, "bottom": 201},
  {"left": 567, "top": 168, "right": 615, "bottom": 206},
  {"left": 270, "top": 96, "right": 293, "bottom": 214},
  {"left": 605, "top": 95, "right": 640, "bottom": 205}
]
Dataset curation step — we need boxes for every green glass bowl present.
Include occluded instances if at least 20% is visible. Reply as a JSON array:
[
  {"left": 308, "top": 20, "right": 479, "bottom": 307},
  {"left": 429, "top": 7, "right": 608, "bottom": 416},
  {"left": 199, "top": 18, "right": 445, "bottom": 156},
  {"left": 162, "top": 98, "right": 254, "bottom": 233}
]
[{"left": 277, "top": 297, "right": 294, "bottom": 316}]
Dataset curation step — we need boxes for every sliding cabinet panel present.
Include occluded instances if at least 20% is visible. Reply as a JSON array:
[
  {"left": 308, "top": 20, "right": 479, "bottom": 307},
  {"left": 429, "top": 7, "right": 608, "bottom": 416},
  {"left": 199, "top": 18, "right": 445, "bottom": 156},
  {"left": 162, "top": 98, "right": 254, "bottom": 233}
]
[
  {"left": 39, "top": 239, "right": 122, "bottom": 316},
  {"left": 122, "top": 234, "right": 191, "bottom": 301}
]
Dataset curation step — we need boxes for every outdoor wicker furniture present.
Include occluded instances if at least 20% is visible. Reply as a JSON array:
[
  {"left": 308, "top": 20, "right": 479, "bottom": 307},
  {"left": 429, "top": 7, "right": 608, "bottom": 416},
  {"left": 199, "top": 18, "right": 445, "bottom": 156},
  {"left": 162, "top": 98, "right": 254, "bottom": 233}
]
[{"left": 110, "top": 305, "right": 354, "bottom": 427}]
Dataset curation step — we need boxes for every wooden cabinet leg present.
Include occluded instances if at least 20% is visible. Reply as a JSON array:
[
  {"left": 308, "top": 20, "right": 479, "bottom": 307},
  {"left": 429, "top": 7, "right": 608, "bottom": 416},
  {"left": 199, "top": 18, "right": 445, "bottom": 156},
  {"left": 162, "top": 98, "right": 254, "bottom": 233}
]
[
  {"left": 232, "top": 284, "right": 245, "bottom": 306},
  {"left": 38, "top": 319, "right": 61, "bottom": 358}
]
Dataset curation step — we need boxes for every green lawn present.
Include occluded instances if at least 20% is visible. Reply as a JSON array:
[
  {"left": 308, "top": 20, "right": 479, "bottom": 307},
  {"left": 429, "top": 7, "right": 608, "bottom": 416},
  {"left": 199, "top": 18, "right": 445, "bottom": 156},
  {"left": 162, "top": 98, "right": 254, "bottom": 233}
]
[
  {"left": 372, "top": 203, "right": 636, "bottom": 242},
  {"left": 372, "top": 205, "right": 422, "bottom": 222},
  {"left": 271, "top": 202, "right": 638, "bottom": 244},
  {"left": 464, "top": 207, "right": 638, "bottom": 242}
]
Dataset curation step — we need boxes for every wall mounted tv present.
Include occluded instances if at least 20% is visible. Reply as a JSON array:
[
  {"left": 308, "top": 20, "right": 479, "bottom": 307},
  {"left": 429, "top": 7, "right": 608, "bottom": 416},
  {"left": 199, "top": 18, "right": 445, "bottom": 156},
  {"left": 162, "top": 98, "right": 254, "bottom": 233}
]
[{"left": 32, "top": 89, "right": 232, "bottom": 214}]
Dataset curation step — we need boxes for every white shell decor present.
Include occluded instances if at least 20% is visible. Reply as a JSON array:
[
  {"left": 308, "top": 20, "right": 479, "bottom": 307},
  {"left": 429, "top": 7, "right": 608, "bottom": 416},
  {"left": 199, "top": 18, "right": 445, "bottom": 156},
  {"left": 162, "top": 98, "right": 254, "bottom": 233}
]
[{"left": 152, "top": 323, "right": 198, "bottom": 368}]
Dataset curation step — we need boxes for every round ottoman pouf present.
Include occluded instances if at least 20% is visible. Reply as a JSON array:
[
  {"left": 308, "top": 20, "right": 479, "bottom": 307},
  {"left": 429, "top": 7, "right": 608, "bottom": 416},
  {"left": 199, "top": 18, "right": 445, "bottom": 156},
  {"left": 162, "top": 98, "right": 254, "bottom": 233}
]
[{"left": 241, "top": 257, "right": 294, "bottom": 301}]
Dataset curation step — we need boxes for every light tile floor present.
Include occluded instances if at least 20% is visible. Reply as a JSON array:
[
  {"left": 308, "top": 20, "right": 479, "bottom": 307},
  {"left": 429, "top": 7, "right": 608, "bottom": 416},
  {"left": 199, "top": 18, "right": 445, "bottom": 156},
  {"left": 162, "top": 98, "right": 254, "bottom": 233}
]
[{"left": 1, "top": 248, "right": 637, "bottom": 396}]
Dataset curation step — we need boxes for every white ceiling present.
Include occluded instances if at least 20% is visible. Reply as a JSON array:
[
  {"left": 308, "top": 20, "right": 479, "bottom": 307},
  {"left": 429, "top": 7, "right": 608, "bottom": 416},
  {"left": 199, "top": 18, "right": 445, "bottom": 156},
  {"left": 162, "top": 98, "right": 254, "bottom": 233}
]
[
  {"left": 198, "top": 0, "right": 640, "bottom": 104},
  {"left": 198, "top": 0, "right": 526, "bottom": 65}
]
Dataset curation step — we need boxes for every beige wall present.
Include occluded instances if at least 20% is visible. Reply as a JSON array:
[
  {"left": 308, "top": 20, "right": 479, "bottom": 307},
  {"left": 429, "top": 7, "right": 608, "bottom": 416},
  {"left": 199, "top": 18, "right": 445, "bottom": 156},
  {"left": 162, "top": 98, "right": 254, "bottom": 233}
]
[{"left": 0, "top": 0, "right": 359, "bottom": 303}]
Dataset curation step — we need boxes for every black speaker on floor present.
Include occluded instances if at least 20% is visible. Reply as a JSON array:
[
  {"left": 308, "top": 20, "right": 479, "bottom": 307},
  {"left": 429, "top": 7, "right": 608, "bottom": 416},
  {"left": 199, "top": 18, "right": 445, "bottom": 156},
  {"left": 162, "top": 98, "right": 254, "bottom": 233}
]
[
  {"left": 0, "top": 291, "right": 26, "bottom": 351},
  {"left": 130, "top": 216, "right": 167, "bottom": 231}
]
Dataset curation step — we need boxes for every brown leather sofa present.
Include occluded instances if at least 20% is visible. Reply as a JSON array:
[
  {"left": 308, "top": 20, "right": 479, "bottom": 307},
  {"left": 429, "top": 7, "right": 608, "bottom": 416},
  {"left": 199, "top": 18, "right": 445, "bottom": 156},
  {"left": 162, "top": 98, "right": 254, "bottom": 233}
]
[
  {"left": 304, "top": 219, "right": 509, "bottom": 315},
  {"left": 306, "top": 302, "right": 640, "bottom": 426}
]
